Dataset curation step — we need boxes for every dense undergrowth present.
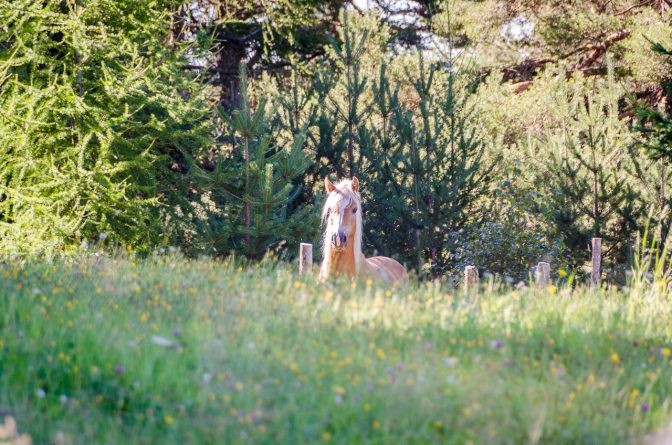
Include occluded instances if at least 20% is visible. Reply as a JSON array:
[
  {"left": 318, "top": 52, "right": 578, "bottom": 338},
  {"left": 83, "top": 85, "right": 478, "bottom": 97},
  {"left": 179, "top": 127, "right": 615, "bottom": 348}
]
[{"left": 0, "top": 254, "right": 671, "bottom": 444}]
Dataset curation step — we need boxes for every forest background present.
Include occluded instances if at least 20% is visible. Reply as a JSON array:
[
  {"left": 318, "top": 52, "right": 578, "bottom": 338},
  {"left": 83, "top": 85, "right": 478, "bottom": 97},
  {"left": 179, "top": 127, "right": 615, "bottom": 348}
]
[{"left": 1, "top": 0, "right": 671, "bottom": 282}]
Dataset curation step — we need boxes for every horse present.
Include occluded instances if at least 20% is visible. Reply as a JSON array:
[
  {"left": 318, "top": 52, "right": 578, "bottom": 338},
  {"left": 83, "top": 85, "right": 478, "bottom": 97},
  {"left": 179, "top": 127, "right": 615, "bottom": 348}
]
[{"left": 319, "top": 177, "right": 408, "bottom": 284}]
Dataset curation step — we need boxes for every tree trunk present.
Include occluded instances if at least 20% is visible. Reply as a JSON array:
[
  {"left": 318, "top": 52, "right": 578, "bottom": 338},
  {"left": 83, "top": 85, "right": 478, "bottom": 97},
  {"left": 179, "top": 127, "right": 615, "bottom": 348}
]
[
  {"left": 216, "top": 38, "right": 246, "bottom": 111},
  {"left": 244, "top": 137, "right": 251, "bottom": 249},
  {"left": 413, "top": 171, "right": 422, "bottom": 271}
]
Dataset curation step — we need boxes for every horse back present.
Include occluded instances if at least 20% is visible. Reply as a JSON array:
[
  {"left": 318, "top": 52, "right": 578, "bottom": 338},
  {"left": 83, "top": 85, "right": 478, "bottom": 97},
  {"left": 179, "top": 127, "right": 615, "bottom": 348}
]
[{"left": 365, "top": 256, "right": 408, "bottom": 284}]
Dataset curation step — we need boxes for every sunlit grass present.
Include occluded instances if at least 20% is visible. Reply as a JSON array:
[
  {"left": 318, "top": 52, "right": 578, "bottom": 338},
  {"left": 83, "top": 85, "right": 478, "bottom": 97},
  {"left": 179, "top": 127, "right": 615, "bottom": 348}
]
[{"left": 0, "top": 253, "right": 671, "bottom": 444}]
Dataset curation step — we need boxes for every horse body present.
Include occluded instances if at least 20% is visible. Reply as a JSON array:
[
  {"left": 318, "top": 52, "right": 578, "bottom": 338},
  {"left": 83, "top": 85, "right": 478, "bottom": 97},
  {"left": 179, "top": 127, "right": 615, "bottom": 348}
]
[
  {"left": 363, "top": 256, "right": 407, "bottom": 283},
  {"left": 319, "top": 177, "right": 407, "bottom": 284}
]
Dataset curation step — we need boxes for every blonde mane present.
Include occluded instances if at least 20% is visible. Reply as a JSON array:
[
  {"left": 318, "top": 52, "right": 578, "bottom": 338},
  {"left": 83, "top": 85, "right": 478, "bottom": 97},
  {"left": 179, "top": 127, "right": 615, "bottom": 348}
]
[{"left": 321, "top": 179, "right": 363, "bottom": 272}]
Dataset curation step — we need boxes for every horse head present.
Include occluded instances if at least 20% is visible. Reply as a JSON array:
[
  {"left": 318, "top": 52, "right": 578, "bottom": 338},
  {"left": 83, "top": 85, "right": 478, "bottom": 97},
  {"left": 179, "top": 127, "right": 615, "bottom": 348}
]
[{"left": 321, "top": 175, "right": 363, "bottom": 276}]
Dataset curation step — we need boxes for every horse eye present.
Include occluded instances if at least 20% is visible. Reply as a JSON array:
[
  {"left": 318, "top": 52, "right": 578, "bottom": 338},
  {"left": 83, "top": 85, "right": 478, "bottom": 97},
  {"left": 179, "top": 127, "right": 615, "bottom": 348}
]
[{"left": 352, "top": 207, "right": 358, "bottom": 214}]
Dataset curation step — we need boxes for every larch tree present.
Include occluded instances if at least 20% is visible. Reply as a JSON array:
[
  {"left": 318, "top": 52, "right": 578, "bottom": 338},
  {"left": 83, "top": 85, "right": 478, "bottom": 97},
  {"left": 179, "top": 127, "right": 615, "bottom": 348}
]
[{"left": 0, "top": 0, "right": 214, "bottom": 255}]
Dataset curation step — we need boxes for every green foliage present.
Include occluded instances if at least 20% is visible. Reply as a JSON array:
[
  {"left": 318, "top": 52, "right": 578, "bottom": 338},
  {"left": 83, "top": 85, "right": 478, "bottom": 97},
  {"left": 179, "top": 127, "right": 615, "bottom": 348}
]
[
  {"left": 621, "top": 10, "right": 672, "bottom": 88},
  {"left": 632, "top": 42, "right": 672, "bottom": 245},
  {"left": 2, "top": 0, "right": 670, "bottom": 277},
  {"left": 452, "top": 183, "right": 566, "bottom": 281},
  {"left": 368, "top": 53, "right": 495, "bottom": 274},
  {"left": 302, "top": 11, "right": 388, "bottom": 180},
  {"left": 0, "top": 0, "right": 214, "bottom": 255},
  {"left": 472, "top": 51, "right": 660, "bottom": 270},
  {"left": 634, "top": 43, "right": 672, "bottom": 161},
  {"left": 276, "top": 14, "right": 494, "bottom": 274},
  {"left": 198, "top": 65, "right": 315, "bottom": 258},
  {"left": 531, "top": 64, "right": 642, "bottom": 266}
]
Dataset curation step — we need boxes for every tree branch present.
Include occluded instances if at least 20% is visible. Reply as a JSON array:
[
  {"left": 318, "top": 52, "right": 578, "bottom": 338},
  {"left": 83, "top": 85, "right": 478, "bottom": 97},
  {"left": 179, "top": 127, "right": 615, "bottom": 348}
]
[
  {"left": 502, "top": 29, "right": 631, "bottom": 85},
  {"left": 615, "top": 0, "right": 654, "bottom": 16}
]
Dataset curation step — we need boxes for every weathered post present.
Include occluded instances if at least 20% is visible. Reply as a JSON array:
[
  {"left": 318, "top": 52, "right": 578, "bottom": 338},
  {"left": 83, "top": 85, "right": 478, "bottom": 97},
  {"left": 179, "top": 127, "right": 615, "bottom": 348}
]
[
  {"left": 591, "top": 238, "right": 602, "bottom": 287},
  {"left": 535, "top": 262, "right": 551, "bottom": 287},
  {"left": 464, "top": 266, "right": 479, "bottom": 293},
  {"left": 299, "top": 243, "right": 313, "bottom": 276}
]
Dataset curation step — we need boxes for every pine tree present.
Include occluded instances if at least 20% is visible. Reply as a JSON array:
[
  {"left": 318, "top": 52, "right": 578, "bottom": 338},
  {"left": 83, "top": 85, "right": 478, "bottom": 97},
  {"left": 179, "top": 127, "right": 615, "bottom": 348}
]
[
  {"left": 199, "top": 65, "right": 315, "bottom": 258},
  {"left": 632, "top": 42, "right": 672, "bottom": 246},
  {"left": 271, "top": 13, "right": 493, "bottom": 273},
  {"left": 535, "top": 63, "right": 643, "bottom": 266},
  {"left": 365, "top": 52, "right": 494, "bottom": 274},
  {"left": 288, "top": 13, "right": 402, "bottom": 259},
  {"left": 310, "top": 11, "right": 375, "bottom": 178}
]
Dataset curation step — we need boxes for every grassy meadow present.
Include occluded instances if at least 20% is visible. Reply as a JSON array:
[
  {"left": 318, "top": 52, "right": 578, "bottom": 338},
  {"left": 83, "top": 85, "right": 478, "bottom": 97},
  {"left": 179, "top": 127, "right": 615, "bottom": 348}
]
[{"left": 1, "top": 254, "right": 672, "bottom": 444}]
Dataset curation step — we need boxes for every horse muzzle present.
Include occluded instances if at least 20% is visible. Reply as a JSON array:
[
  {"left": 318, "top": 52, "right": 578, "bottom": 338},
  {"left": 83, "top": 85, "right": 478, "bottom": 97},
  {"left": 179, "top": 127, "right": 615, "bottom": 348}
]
[{"left": 331, "top": 233, "right": 348, "bottom": 251}]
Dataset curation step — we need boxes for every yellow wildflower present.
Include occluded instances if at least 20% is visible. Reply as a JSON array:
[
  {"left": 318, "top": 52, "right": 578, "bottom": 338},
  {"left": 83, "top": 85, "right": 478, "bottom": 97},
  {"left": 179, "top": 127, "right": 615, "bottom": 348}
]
[
  {"left": 164, "top": 415, "right": 174, "bottom": 425},
  {"left": 558, "top": 269, "right": 567, "bottom": 277}
]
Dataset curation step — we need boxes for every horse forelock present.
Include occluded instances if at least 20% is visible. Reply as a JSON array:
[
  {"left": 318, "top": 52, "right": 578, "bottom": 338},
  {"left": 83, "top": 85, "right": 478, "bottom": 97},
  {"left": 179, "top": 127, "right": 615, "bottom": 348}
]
[{"left": 321, "top": 180, "right": 361, "bottom": 223}]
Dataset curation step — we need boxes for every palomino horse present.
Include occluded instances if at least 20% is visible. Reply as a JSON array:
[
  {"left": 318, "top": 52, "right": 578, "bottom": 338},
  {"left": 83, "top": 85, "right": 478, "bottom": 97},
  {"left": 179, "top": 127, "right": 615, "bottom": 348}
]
[{"left": 319, "top": 177, "right": 407, "bottom": 283}]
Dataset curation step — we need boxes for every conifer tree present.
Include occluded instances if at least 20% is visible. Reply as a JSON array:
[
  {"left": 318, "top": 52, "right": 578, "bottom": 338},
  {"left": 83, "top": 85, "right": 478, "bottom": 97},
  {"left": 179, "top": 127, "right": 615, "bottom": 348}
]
[
  {"left": 632, "top": 42, "right": 672, "bottom": 246},
  {"left": 199, "top": 65, "right": 315, "bottom": 258},
  {"left": 366, "top": 53, "right": 494, "bottom": 273},
  {"left": 535, "top": 64, "right": 643, "bottom": 266},
  {"left": 0, "top": 0, "right": 213, "bottom": 255},
  {"left": 273, "top": 13, "right": 493, "bottom": 273},
  {"left": 310, "top": 11, "right": 375, "bottom": 178}
]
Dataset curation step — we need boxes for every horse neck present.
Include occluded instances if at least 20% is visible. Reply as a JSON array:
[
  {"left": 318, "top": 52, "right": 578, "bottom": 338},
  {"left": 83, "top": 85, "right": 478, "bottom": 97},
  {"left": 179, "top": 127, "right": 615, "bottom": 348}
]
[
  {"left": 321, "top": 243, "right": 351, "bottom": 276},
  {"left": 321, "top": 236, "right": 361, "bottom": 279}
]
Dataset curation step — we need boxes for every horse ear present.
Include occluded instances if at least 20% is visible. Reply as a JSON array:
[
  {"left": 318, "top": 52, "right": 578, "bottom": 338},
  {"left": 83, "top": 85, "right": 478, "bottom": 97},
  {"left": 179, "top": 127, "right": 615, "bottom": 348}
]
[
  {"left": 324, "top": 177, "right": 336, "bottom": 193},
  {"left": 351, "top": 176, "right": 359, "bottom": 193}
]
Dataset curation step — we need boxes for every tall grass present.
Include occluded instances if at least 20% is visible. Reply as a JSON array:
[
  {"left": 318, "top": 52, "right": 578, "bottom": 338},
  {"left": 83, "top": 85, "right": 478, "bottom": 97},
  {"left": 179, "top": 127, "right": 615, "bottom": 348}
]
[{"left": 0, "top": 251, "right": 671, "bottom": 444}]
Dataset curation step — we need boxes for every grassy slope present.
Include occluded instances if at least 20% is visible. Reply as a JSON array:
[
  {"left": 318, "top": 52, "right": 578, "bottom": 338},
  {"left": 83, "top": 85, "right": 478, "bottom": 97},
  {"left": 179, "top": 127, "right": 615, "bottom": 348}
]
[{"left": 0, "top": 255, "right": 671, "bottom": 444}]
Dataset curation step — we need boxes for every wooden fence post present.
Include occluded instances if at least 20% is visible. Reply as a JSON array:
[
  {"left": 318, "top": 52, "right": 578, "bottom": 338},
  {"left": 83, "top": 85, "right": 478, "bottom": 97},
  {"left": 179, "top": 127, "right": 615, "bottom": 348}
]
[
  {"left": 299, "top": 243, "right": 312, "bottom": 276},
  {"left": 464, "top": 266, "right": 479, "bottom": 293},
  {"left": 591, "top": 238, "right": 602, "bottom": 287},
  {"left": 535, "top": 262, "right": 550, "bottom": 287}
]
